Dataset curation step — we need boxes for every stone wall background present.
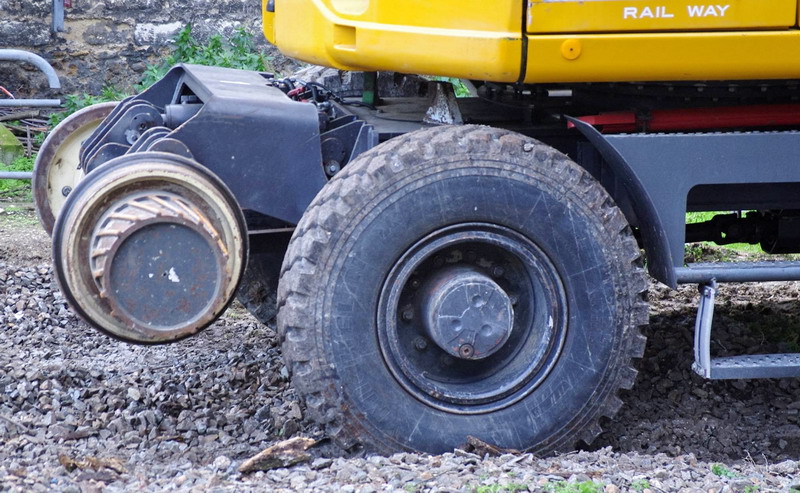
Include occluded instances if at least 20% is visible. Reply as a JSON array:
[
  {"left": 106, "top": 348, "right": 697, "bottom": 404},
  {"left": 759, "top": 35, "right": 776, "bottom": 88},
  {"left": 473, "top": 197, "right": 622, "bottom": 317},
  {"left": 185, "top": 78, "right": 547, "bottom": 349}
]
[{"left": 0, "top": 0, "right": 295, "bottom": 97}]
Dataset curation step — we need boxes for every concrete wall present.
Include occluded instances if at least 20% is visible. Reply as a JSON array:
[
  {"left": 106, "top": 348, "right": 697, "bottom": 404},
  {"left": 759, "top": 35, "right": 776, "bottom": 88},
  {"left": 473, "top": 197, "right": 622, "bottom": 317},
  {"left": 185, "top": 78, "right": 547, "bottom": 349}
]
[{"left": 0, "top": 0, "right": 293, "bottom": 96}]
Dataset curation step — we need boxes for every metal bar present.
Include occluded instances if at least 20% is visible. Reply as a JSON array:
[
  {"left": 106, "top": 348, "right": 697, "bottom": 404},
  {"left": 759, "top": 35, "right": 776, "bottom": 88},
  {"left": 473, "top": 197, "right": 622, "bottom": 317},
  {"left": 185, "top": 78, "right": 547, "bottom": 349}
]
[
  {"left": 362, "top": 72, "right": 378, "bottom": 106},
  {"left": 710, "top": 353, "right": 800, "bottom": 379},
  {"left": 676, "top": 261, "right": 800, "bottom": 283},
  {"left": 52, "top": 0, "right": 65, "bottom": 33},
  {"left": 691, "top": 281, "right": 716, "bottom": 379},
  {"left": 572, "top": 103, "right": 800, "bottom": 134},
  {"left": 0, "top": 99, "right": 61, "bottom": 108},
  {"left": 0, "top": 50, "right": 61, "bottom": 89},
  {"left": 0, "top": 172, "right": 32, "bottom": 180}
]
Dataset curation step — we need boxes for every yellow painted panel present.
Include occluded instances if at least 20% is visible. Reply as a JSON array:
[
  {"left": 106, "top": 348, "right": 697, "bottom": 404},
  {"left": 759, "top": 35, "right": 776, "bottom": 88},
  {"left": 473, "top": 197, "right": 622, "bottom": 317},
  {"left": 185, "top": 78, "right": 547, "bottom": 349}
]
[
  {"left": 264, "top": 0, "right": 523, "bottom": 82},
  {"left": 262, "top": 0, "right": 276, "bottom": 44},
  {"left": 524, "top": 32, "right": 800, "bottom": 83},
  {"left": 528, "top": 0, "right": 796, "bottom": 33}
]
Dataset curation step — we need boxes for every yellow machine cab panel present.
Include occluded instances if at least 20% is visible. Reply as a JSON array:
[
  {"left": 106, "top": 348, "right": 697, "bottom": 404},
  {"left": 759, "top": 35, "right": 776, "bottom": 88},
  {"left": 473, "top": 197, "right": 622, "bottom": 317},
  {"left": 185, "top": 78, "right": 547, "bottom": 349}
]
[{"left": 265, "top": 0, "right": 800, "bottom": 84}]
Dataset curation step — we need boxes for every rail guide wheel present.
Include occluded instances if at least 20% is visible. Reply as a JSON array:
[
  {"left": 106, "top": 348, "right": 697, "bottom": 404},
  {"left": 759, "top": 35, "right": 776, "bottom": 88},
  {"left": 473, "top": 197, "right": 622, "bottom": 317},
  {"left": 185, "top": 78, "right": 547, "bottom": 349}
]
[
  {"left": 53, "top": 152, "right": 247, "bottom": 344},
  {"left": 33, "top": 101, "right": 117, "bottom": 236}
]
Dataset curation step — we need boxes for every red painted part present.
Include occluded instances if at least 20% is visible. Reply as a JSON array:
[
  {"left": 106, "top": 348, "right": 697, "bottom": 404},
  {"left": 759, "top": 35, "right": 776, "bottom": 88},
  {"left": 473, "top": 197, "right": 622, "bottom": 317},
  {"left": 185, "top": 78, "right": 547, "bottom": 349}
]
[{"left": 569, "top": 104, "right": 800, "bottom": 133}]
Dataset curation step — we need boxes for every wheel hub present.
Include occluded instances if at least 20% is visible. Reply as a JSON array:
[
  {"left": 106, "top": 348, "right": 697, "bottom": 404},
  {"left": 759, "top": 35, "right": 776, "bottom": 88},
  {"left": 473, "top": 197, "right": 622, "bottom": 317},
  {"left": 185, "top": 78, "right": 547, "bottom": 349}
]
[
  {"left": 90, "top": 192, "right": 227, "bottom": 330},
  {"left": 420, "top": 266, "right": 513, "bottom": 360},
  {"left": 377, "top": 223, "right": 568, "bottom": 413},
  {"left": 53, "top": 152, "right": 247, "bottom": 344}
]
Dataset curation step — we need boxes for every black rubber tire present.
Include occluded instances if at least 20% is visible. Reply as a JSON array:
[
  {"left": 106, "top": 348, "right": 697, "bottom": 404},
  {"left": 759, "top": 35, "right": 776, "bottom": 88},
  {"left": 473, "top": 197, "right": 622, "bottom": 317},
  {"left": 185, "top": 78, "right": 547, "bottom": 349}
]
[
  {"left": 236, "top": 234, "right": 290, "bottom": 326},
  {"left": 277, "top": 125, "right": 648, "bottom": 454}
]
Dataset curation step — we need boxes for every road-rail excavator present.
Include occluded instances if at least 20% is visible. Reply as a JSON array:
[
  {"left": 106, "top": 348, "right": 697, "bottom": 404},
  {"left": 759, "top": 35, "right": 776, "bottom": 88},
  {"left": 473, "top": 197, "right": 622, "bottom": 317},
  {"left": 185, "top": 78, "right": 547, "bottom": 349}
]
[{"left": 33, "top": 0, "right": 800, "bottom": 453}]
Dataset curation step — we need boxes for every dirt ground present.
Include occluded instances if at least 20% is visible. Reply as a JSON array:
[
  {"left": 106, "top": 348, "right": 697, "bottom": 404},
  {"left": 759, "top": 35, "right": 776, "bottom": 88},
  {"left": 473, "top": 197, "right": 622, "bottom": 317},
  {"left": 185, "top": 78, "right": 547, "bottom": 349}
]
[{"left": 1, "top": 206, "right": 799, "bottom": 491}]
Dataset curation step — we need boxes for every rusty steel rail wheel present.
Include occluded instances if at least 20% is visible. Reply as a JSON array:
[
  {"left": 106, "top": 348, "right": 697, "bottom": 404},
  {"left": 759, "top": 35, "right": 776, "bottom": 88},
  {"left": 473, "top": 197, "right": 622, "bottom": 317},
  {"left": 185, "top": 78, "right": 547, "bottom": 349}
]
[
  {"left": 53, "top": 152, "right": 247, "bottom": 344},
  {"left": 33, "top": 101, "right": 118, "bottom": 236}
]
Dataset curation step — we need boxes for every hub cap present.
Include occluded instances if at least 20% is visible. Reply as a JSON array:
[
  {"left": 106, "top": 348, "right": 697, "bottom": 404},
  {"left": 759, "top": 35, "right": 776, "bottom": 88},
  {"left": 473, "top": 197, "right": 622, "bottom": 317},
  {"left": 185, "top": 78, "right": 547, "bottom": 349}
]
[
  {"left": 420, "top": 266, "right": 514, "bottom": 360},
  {"left": 377, "top": 223, "right": 568, "bottom": 414}
]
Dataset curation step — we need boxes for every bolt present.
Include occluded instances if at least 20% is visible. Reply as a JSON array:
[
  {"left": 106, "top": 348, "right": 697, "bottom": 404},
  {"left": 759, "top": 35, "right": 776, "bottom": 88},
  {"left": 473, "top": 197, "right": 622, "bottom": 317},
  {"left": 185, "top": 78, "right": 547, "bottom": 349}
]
[
  {"left": 410, "top": 278, "right": 421, "bottom": 289},
  {"left": 509, "top": 293, "right": 519, "bottom": 306},
  {"left": 491, "top": 265, "right": 505, "bottom": 278},
  {"left": 458, "top": 344, "right": 474, "bottom": 359},
  {"left": 433, "top": 256, "right": 444, "bottom": 267},
  {"left": 401, "top": 308, "right": 414, "bottom": 321},
  {"left": 413, "top": 337, "right": 428, "bottom": 351},
  {"left": 61, "top": 186, "right": 72, "bottom": 197},
  {"left": 523, "top": 143, "right": 535, "bottom": 152},
  {"left": 325, "top": 160, "right": 341, "bottom": 177}
]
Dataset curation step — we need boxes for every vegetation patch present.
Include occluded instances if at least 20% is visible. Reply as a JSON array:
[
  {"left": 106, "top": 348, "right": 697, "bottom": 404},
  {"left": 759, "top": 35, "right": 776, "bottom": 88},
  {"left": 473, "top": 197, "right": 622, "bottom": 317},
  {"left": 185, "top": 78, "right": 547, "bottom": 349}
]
[{"left": 139, "top": 24, "right": 273, "bottom": 89}]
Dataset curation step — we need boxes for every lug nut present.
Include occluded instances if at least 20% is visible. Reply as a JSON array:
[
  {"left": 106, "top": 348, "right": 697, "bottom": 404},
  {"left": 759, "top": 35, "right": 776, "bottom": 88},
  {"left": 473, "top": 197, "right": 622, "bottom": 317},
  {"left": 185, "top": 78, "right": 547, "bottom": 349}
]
[
  {"left": 61, "top": 186, "right": 72, "bottom": 197},
  {"left": 458, "top": 343, "right": 475, "bottom": 358},
  {"left": 491, "top": 265, "right": 505, "bottom": 278},
  {"left": 413, "top": 337, "right": 428, "bottom": 351},
  {"left": 401, "top": 308, "right": 414, "bottom": 321}
]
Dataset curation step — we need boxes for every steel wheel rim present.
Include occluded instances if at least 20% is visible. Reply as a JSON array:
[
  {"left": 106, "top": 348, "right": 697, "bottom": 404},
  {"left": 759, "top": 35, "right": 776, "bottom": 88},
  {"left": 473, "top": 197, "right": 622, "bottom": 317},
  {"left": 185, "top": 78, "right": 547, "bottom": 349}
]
[
  {"left": 33, "top": 101, "right": 117, "bottom": 235},
  {"left": 377, "top": 222, "right": 568, "bottom": 414}
]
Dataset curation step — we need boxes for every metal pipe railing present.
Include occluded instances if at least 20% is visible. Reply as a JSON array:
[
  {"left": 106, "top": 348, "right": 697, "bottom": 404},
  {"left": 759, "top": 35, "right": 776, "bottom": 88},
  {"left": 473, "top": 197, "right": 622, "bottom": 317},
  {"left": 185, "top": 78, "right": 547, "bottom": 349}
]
[
  {"left": 0, "top": 172, "right": 32, "bottom": 180},
  {"left": 0, "top": 50, "right": 61, "bottom": 89},
  {"left": 0, "top": 99, "right": 61, "bottom": 107}
]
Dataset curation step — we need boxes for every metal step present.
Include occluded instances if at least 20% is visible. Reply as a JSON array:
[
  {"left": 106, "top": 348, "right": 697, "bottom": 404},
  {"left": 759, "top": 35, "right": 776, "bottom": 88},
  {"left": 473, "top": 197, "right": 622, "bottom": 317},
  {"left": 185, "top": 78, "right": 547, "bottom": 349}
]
[
  {"left": 677, "top": 260, "right": 800, "bottom": 283},
  {"left": 698, "top": 353, "right": 800, "bottom": 379},
  {"left": 691, "top": 280, "right": 800, "bottom": 379}
]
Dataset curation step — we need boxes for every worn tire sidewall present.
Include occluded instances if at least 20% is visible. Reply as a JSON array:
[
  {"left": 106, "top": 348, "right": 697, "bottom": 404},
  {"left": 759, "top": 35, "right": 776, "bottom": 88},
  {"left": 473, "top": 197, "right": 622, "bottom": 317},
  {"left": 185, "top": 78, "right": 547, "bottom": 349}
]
[{"left": 299, "top": 146, "right": 635, "bottom": 453}]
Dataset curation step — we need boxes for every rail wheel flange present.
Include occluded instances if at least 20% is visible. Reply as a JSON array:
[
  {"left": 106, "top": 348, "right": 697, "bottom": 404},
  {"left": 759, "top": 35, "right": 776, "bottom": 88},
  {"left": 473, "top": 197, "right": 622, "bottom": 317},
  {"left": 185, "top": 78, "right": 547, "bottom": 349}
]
[{"left": 53, "top": 152, "right": 247, "bottom": 343}]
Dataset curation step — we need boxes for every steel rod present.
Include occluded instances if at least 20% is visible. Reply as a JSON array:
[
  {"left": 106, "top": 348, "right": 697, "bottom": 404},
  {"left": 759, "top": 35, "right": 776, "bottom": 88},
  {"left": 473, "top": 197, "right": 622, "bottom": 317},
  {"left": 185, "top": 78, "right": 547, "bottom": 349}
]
[
  {"left": 0, "top": 50, "right": 61, "bottom": 89},
  {"left": 0, "top": 99, "right": 61, "bottom": 108},
  {"left": 0, "top": 172, "right": 33, "bottom": 180}
]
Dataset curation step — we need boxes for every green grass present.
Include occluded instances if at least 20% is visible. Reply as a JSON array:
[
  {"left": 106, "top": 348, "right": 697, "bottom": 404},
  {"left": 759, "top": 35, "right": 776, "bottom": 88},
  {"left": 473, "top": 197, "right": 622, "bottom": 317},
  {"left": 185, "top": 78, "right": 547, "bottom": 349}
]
[
  {"left": 710, "top": 464, "right": 738, "bottom": 479},
  {"left": 0, "top": 156, "right": 35, "bottom": 200},
  {"left": 542, "top": 480, "right": 603, "bottom": 493},
  {"left": 475, "top": 483, "right": 529, "bottom": 493},
  {"left": 686, "top": 211, "right": 764, "bottom": 255},
  {"left": 630, "top": 478, "right": 651, "bottom": 492}
]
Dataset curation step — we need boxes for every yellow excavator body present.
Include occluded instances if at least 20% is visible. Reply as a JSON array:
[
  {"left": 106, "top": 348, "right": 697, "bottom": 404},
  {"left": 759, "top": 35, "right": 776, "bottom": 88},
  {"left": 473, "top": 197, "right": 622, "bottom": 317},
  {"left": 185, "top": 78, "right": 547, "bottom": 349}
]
[{"left": 263, "top": 0, "right": 800, "bottom": 83}]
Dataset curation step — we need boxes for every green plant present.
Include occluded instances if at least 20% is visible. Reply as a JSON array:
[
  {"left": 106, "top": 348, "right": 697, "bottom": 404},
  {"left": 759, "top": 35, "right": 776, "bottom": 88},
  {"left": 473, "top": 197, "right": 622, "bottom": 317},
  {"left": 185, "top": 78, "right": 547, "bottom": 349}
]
[
  {"left": 138, "top": 24, "right": 273, "bottom": 90},
  {"left": 630, "top": 478, "right": 651, "bottom": 492},
  {"left": 48, "top": 87, "right": 125, "bottom": 128},
  {"left": 475, "top": 483, "right": 528, "bottom": 493},
  {"left": 0, "top": 155, "right": 35, "bottom": 199},
  {"left": 542, "top": 480, "right": 603, "bottom": 493},
  {"left": 429, "top": 76, "right": 472, "bottom": 97},
  {"left": 710, "top": 464, "right": 737, "bottom": 479},
  {"left": 743, "top": 485, "right": 760, "bottom": 493}
]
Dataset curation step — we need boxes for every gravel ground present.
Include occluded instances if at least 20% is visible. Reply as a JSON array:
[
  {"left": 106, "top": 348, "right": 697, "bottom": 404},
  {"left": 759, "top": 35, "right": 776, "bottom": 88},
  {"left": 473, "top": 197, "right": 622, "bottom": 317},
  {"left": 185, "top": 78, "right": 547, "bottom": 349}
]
[{"left": 1, "top": 209, "right": 799, "bottom": 492}]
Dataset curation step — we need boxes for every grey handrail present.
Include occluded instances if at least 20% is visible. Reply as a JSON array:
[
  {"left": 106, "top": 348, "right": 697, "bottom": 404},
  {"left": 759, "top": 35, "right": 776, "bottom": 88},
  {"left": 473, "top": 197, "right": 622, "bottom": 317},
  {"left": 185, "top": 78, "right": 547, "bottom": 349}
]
[{"left": 0, "top": 50, "right": 61, "bottom": 89}]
